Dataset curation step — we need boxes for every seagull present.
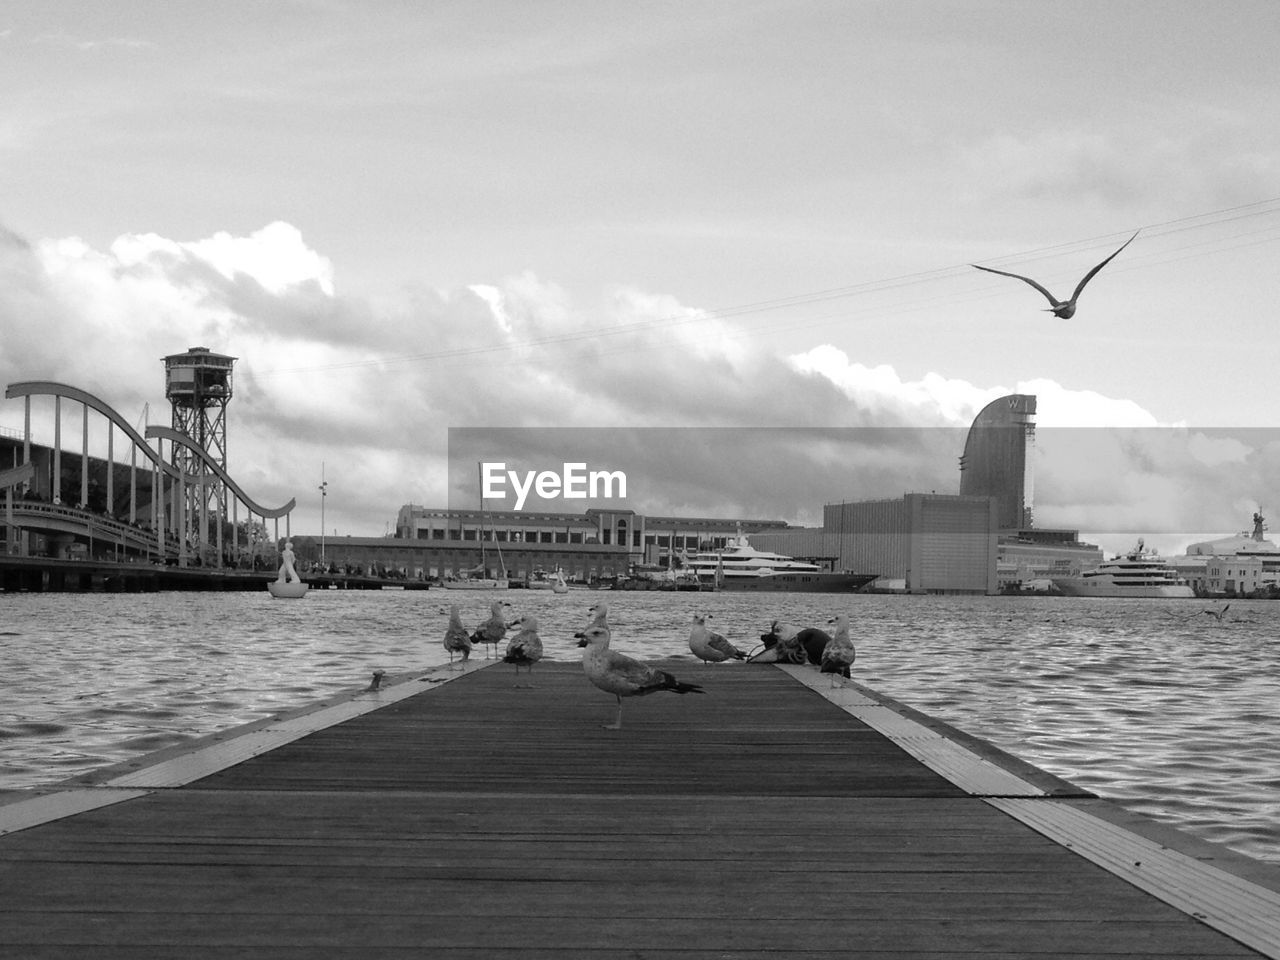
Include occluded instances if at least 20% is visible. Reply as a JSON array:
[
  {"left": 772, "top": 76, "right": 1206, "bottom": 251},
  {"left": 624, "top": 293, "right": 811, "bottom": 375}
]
[
  {"left": 795, "top": 625, "right": 834, "bottom": 665},
  {"left": 584, "top": 601, "right": 609, "bottom": 630},
  {"left": 747, "top": 619, "right": 805, "bottom": 663},
  {"left": 502, "top": 615, "right": 544, "bottom": 685},
  {"left": 688, "top": 613, "right": 746, "bottom": 664},
  {"left": 820, "top": 615, "right": 856, "bottom": 686},
  {"left": 577, "top": 624, "right": 704, "bottom": 730},
  {"left": 442, "top": 604, "right": 473, "bottom": 668},
  {"left": 1203, "top": 602, "right": 1231, "bottom": 622},
  {"left": 972, "top": 230, "right": 1139, "bottom": 319},
  {"left": 470, "top": 600, "right": 510, "bottom": 659}
]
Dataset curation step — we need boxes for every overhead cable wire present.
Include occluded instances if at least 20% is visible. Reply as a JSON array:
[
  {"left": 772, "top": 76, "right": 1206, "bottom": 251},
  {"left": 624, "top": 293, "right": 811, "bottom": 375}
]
[{"left": 256, "top": 196, "right": 1280, "bottom": 377}]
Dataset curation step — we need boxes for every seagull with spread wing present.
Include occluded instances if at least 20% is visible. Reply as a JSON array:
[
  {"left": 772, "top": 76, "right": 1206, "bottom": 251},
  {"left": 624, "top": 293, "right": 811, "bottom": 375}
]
[{"left": 973, "top": 230, "right": 1139, "bottom": 319}]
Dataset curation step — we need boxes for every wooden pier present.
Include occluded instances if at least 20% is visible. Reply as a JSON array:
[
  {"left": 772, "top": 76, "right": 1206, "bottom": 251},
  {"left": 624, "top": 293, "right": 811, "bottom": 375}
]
[{"left": 2, "top": 659, "right": 1280, "bottom": 958}]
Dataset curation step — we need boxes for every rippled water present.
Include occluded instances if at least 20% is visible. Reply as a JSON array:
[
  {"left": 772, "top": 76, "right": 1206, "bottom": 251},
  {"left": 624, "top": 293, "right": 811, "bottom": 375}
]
[{"left": 2, "top": 589, "right": 1277, "bottom": 863}]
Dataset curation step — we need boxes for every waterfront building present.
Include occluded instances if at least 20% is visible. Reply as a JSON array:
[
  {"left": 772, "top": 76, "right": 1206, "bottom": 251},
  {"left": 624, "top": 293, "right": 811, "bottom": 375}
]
[
  {"left": 996, "top": 528, "right": 1104, "bottom": 589},
  {"left": 1175, "top": 512, "right": 1280, "bottom": 597},
  {"left": 390, "top": 503, "right": 789, "bottom": 582},
  {"left": 750, "top": 494, "right": 1000, "bottom": 595},
  {"left": 959, "top": 394, "right": 1036, "bottom": 531}
]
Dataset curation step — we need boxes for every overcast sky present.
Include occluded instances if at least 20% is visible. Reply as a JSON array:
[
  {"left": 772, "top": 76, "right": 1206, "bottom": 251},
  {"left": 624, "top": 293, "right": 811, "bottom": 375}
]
[{"left": 2, "top": 1, "right": 1279, "bottom": 556}]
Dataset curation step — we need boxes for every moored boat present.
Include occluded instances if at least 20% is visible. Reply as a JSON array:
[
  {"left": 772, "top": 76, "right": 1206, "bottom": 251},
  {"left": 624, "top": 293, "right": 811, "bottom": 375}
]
[
  {"left": 1052, "top": 539, "right": 1195, "bottom": 598},
  {"left": 684, "top": 533, "right": 876, "bottom": 593}
]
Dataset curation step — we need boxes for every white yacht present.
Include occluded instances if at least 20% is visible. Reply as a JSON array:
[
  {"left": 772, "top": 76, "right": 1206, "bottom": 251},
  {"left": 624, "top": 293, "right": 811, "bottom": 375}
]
[
  {"left": 1052, "top": 540, "right": 1195, "bottom": 598},
  {"left": 683, "top": 533, "right": 876, "bottom": 593}
]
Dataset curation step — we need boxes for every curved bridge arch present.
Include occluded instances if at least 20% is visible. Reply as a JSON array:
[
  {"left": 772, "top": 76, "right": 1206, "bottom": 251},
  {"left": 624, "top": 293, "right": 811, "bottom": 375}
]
[
  {"left": 6, "top": 381, "right": 183, "bottom": 480},
  {"left": 4, "top": 380, "right": 295, "bottom": 518},
  {"left": 145, "top": 426, "right": 295, "bottom": 519}
]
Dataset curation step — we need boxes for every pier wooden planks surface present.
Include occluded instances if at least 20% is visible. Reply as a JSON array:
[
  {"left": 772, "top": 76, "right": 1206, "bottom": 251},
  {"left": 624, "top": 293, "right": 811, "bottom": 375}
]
[{"left": 0, "top": 661, "right": 1270, "bottom": 958}]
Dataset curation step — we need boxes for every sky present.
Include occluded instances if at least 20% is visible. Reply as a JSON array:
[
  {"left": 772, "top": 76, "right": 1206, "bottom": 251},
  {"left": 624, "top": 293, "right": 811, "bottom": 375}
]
[{"left": 2, "top": 1, "right": 1280, "bottom": 556}]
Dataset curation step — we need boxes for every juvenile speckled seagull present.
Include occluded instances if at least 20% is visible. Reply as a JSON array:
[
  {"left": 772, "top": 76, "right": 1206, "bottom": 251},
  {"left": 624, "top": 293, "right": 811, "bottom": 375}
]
[
  {"left": 577, "top": 624, "right": 704, "bottom": 730},
  {"left": 502, "top": 615, "right": 544, "bottom": 686},
  {"left": 688, "top": 613, "right": 746, "bottom": 664},
  {"left": 470, "top": 600, "right": 510, "bottom": 659},
  {"left": 442, "top": 604, "right": 473, "bottom": 668},
  {"left": 972, "top": 230, "right": 1139, "bottom": 319},
  {"left": 820, "top": 615, "right": 856, "bottom": 687}
]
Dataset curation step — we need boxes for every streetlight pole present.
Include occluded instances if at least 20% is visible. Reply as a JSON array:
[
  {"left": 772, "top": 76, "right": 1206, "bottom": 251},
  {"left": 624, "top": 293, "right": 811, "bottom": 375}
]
[{"left": 319, "top": 462, "right": 328, "bottom": 568}]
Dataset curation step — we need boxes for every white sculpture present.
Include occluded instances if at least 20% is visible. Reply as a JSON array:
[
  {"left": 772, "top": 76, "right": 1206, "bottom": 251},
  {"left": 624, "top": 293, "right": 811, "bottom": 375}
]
[
  {"left": 277, "top": 540, "right": 299, "bottom": 583},
  {"left": 268, "top": 539, "right": 308, "bottom": 598}
]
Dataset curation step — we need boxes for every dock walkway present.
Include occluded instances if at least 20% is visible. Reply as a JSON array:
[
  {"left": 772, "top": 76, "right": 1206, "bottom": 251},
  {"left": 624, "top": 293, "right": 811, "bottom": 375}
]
[{"left": 3, "top": 659, "right": 1280, "bottom": 958}]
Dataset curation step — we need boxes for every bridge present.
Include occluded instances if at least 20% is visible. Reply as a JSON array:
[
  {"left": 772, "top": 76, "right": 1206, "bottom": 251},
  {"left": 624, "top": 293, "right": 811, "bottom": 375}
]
[{"left": 3, "top": 380, "right": 297, "bottom": 569}]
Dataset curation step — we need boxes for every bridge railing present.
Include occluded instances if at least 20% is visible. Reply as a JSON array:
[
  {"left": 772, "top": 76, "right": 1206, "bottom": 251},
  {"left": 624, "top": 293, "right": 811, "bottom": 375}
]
[{"left": 4, "top": 500, "right": 175, "bottom": 556}]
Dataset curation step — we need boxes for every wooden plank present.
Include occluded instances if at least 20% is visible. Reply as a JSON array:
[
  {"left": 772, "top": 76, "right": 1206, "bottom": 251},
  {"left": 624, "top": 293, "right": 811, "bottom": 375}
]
[
  {"left": 0, "top": 795, "right": 1253, "bottom": 955},
  {"left": 0, "top": 788, "right": 150, "bottom": 836},
  {"left": 779, "top": 664, "right": 1050, "bottom": 797},
  {"left": 186, "top": 662, "right": 968, "bottom": 798},
  {"left": 989, "top": 797, "right": 1280, "bottom": 956},
  {"left": 104, "top": 662, "right": 487, "bottom": 789},
  {"left": 0, "top": 661, "right": 1271, "bottom": 958}
]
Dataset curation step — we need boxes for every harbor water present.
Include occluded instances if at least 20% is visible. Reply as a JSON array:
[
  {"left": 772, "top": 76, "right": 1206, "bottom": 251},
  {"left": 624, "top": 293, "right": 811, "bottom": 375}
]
[{"left": 1, "top": 589, "right": 1277, "bottom": 863}]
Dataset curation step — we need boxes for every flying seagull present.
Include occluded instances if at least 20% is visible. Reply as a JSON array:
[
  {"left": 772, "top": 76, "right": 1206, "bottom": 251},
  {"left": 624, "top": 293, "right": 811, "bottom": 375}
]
[{"left": 973, "top": 230, "right": 1139, "bottom": 319}]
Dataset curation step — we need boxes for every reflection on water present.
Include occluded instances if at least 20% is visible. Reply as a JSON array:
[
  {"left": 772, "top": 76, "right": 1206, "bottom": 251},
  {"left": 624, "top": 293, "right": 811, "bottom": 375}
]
[{"left": 2, "top": 590, "right": 1278, "bottom": 862}]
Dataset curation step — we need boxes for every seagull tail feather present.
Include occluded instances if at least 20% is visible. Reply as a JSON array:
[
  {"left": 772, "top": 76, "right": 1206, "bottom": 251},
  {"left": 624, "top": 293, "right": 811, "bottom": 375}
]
[{"left": 659, "top": 674, "right": 705, "bottom": 695}]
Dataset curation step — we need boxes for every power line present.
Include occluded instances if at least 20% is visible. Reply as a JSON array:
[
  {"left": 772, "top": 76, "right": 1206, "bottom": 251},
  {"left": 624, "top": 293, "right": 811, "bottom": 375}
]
[{"left": 255, "top": 195, "right": 1280, "bottom": 377}]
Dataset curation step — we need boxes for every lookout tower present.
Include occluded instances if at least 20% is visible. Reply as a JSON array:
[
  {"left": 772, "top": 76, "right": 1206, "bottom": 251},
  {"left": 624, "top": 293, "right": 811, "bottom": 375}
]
[{"left": 164, "top": 346, "right": 236, "bottom": 557}]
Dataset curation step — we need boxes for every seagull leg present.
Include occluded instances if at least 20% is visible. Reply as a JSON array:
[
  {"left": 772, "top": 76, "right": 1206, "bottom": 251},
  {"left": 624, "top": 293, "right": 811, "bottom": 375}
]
[{"left": 604, "top": 695, "right": 623, "bottom": 731}]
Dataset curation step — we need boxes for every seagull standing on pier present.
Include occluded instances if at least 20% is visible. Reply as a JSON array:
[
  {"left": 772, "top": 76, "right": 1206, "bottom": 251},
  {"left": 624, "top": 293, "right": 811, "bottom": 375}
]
[
  {"left": 688, "top": 613, "right": 746, "bottom": 664},
  {"left": 442, "top": 604, "right": 473, "bottom": 667},
  {"left": 820, "top": 615, "right": 856, "bottom": 686},
  {"left": 503, "top": 615, "right": 544, "bottom": 686},
  {"left": 471, "top": 600, "right": 510, "bottom": 659},
  {"left": 972, "top": 230, "right": 1139, "bottom": 319},
  {"left": 577, "top": 624, "right": 704, "bottom": 730}
]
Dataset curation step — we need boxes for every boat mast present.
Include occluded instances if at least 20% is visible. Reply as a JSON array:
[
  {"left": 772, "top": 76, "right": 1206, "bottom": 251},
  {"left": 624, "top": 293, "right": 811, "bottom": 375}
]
[{"left": 476, "top": 461, "right": 506, "bottom": 580}]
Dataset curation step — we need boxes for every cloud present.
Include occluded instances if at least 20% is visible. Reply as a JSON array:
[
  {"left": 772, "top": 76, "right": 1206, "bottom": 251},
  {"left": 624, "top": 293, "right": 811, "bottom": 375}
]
[
  {"left": 1, "top": 220, "right": 1260, "bottom": 547},
  {"left": 112, "top": 221, "right": 335, "bottom": 297},
  {"left": 1032, "top": 426, "right": 1280, "bottom": 554},
  {"left": 962, "top": 123, "right": 1277, "bottom": 209}
]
